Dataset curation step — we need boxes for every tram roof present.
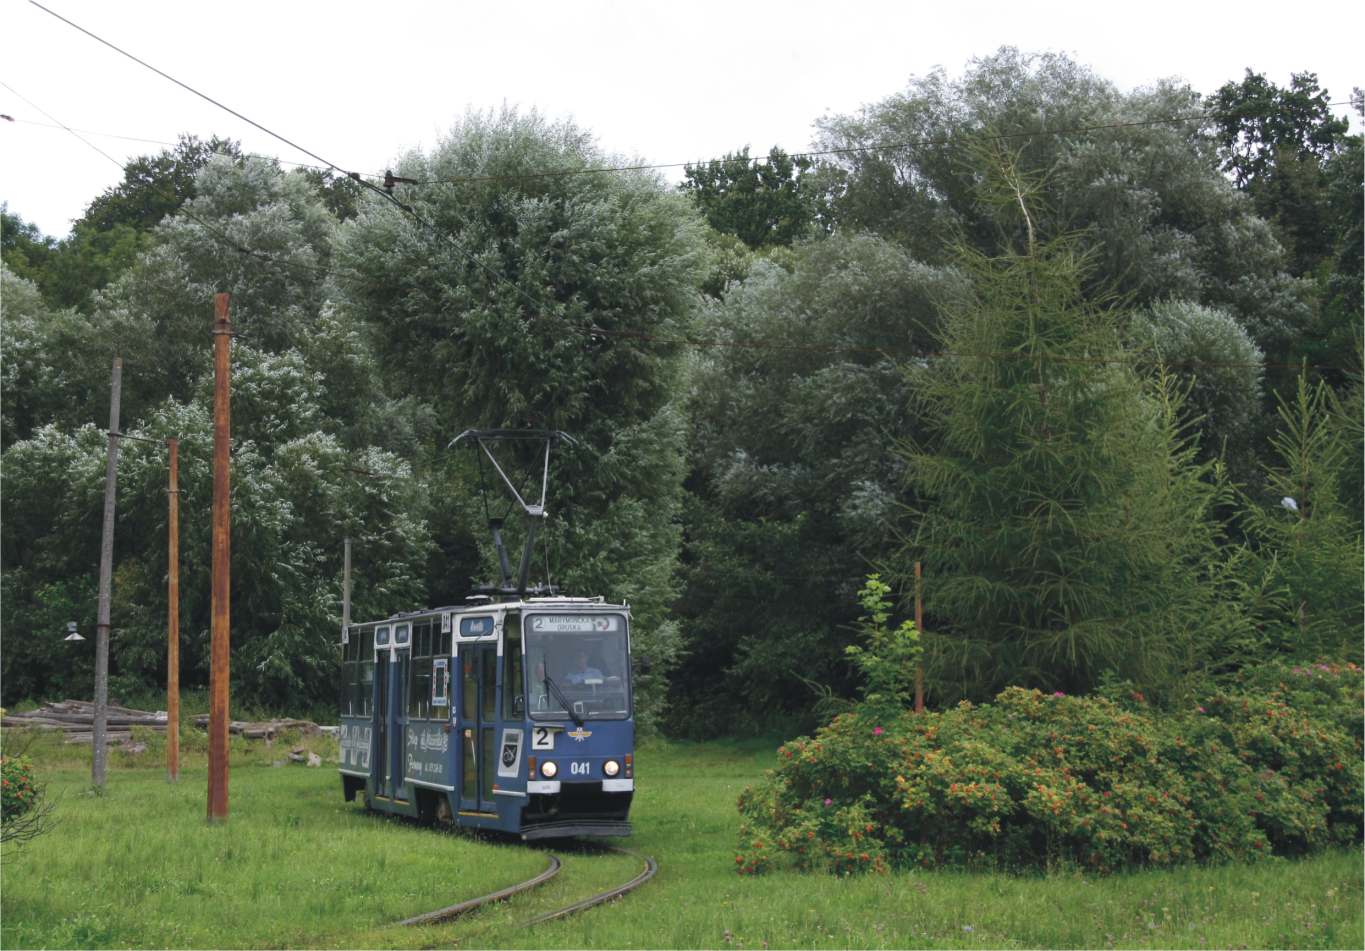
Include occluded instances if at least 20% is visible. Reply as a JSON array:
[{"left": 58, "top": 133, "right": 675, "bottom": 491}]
[{"left": 350, "top": 596, "right": 629, "bottom": 629}]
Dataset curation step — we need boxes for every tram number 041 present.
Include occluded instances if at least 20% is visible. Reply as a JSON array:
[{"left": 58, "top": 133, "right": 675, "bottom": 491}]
[{"left": 570, "top": 761, "right": 592, "bottom": 776}]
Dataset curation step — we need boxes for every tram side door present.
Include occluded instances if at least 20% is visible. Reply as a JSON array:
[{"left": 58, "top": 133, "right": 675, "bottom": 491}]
[
  {"left": 458, "top": 643, "right": 498, "bottom": 814},
  {"left": 372, "top": 626, "right": 391, "bottom": 797},
  {"left": 372, "top": 623, "right": 411, "bottom": 801}
]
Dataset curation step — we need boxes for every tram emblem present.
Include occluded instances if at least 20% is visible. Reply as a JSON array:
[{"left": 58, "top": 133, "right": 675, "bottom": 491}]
[{"left": 568, "top": 727, "right": 592, "bottom": 742}]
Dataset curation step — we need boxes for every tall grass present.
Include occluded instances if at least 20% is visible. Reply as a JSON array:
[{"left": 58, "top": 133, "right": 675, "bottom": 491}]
[{"left": 2, "top": 737, "right": 1360, "bottom": 948}]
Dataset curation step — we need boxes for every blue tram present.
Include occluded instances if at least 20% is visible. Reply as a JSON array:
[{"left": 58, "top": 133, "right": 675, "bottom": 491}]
[{"left": 339, "top": 597, "right": 636, "bottom": 838}]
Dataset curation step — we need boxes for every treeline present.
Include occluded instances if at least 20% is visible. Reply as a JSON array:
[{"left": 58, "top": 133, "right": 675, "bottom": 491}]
[{"left": 1, "top": 51, "right": 1360, "bottom": 730}]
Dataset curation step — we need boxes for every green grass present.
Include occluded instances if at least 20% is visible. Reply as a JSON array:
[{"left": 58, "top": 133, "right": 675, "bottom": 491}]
[{"left": 2, "top": 736, "right": 1361, "bottom": 948}]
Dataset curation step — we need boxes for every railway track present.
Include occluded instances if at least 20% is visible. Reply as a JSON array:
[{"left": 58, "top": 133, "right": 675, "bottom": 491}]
[{"left": 398, "top": 845, "right": 657, "bottom": 932}]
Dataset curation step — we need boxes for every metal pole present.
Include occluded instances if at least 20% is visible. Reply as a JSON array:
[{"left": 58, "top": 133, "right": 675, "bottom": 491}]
[
  {"left": 913, "top": 561, "right": 924, "bottom": 714},
  {"left": 93, "top": 356, "right": 122, "bottom": 788},
  {"left": 341, "top": 536, "right": 351, "bottom": 643},
  {"left": 167, "top": 437, "right": 180, "bottom": 783},
  {"left": 207, "top": 294, "right": 232, "bottom": 821}
]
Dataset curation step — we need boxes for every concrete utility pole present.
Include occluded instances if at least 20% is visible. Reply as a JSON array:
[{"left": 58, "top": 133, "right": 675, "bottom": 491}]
[
  {"left": 207, "top": 294, "right": 232, "bottom": 821},
  {"left": 166, "top": 437, "right": 180, "bottom": 783},
  {"left": 93, "top": 356, "right": 123, "bottom": 788},
  {"left": 914, "top": 561, "right": 924, "bottom": 714},
  {"left": 342, "top": 536, "right": 351, "bottom": 644}
]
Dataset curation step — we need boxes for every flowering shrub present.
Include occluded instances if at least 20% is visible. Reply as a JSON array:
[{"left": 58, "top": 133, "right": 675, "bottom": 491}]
[
  {"left": 736, "top": 669, "right": 1362, "bottom": 874},
  {"left": 2, "top": 755, "right": 38, "bottom": 820}
]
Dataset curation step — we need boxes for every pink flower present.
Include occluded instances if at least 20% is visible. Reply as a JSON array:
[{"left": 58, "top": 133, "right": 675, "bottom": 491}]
[
  {"left": 1052, "top": 691, "right": 1065, "bottom": 697},
  {"left": 1197, "top": 706, "right": 1207, "bottom": 714},
  {"left": 823, "top": 798, "right": 833, "bottom": 807},
  {"left": 873, "top": 726, "right": 884, "bottom": 736}
]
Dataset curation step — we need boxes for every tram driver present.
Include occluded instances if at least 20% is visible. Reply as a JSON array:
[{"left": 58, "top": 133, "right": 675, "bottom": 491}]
[{"left": 565, "top": 649, "right": 604, "bottom": 685}]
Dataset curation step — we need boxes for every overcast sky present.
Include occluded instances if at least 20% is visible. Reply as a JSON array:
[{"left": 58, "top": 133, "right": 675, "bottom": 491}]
[{"left": 2, "top": 0, "right": 1360, "bottom": 239}]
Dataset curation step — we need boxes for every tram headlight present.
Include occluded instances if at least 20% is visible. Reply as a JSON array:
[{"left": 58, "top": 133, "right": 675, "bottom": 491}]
[
  {"left": 540, "top": 760, "right": 558, "bottom": 778},
  {"left": 603, "top": 759, "right": 620, "bottom": 777}
]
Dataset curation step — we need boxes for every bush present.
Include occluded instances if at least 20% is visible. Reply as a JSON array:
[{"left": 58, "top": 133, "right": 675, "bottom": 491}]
[
  {"left": 1, "top": 755, "right": 38, "bottom": 819},
  {"left": 1, "top": 753, "right": 55, "bottom": 847},
  {"left": 736, "top": 672, "right": 1362, "bottom": 875}
]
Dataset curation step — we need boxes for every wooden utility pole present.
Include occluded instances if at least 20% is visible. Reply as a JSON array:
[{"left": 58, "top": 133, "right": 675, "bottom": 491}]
[
  {"left": 166, "top": 437, "right": 180, "bottom": 783},
  {"left": 207, "top": 294, "right": 232, "bottom": 821},
  {"left": 93, "top": 356, "right": 122, "bottom": 788},
  {"left": 913, "top": 561, "right": 924, "bottom": 714}
]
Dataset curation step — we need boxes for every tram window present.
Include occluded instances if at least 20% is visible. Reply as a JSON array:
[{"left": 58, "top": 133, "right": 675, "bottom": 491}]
[
  {"left": 481, "top": 646, "right": 497, "bottom": 720},
  {"left": 503, "top": 617, "right": 524, "bottom": 718},
  {"left": 462, "top": 654, "right": 476, "bottom": 721},
  {"left": 360, "top": 660, "right": 374, "bottom": 717},
  {"left": 432, "top": 658, "right": 449, "bottom": 708},
  {"left": 411, "top": 620, "right": 433, "bottom": 720}
]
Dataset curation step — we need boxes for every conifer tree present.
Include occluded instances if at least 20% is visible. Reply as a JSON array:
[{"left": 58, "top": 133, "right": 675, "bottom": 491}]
[{"left": 896, "top": 167, "right": 1242, "bottom": 700}]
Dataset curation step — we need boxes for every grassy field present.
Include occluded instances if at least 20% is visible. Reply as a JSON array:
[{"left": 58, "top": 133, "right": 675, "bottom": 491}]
[{"left": 2, "top": 732, "right": 1361, "bottom": 949}]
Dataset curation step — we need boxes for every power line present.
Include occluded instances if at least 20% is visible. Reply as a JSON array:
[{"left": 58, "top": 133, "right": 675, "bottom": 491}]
[
  {"left": 1, "top": 79, "right": 344, "bottom": 287},
  {"left": 29, "top": 1, "right": 370, "bottom": 187},
  {"left": 0, "top": 78, "right": 123, "bottom": 167},
  {"left": 4, "top": 114, "right": 381, "bottom": 177}
]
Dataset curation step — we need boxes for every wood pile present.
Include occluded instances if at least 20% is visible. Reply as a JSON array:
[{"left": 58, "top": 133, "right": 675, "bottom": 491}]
[
  {"left": 1, "top": 701, "right": 325, "bottom": 745},
  {"left": 190, "top": 715, "right": 321, "bottom": 740},
  {"left": 1, "top": 699, "right": 166, "bottom": 745}
]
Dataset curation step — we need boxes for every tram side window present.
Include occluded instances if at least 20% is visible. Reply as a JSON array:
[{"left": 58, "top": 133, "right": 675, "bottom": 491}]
[
  {"left": 341, "top": 636, "right": 353, "bottom": 715},
  {"left": 410, "top": 620, "right": 434, "bottom": 719},
  {"left": 503, "top": 616, "right": 523, "bottom": 718},
  {"left": 359, "top": 657, "right": 374, "bottom": 717},
  {"left": 343, "top": 632, "right": 370, "bottom": 716}
]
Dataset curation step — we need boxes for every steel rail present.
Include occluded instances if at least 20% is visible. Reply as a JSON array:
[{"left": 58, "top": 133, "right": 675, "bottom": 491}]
[
  {"left": 398, "top": 853, "right": 562, "bottom": 927},
  {"left": 525, "top": 846, "right": 658, "bottom": 924}
]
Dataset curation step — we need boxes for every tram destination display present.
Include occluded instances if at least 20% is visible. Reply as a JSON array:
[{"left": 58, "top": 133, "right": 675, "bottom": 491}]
[{"left": 529, "top": 614, "right": 622, "bottom": 633}]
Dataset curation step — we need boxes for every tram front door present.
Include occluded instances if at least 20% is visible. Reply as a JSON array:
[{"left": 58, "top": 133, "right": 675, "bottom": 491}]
[{"left": 458, "top": 643, "right": 498, "bottom": 814}]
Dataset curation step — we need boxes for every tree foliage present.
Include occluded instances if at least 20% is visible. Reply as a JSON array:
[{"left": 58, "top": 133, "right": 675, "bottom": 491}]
[
  {"left": 1239, "top": 375, "right": 1363, "bottom": 660},
  {"left": 1128, "top": 299, "right": 1265, "bottom": 484},
  {"left": 813, "top": 49, "right": 1313, "bottom": 363},
  {"left": 681, "top": 146, "right": 827, "bottom": 249},
  {"left": 673, "top": 234, "right": 965, "bottom": 730},
  {"left": 1209, "top": 72, "right": 1362, "bottom": 372}
]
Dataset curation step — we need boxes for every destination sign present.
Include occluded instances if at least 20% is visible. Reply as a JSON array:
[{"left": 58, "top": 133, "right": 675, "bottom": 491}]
[
  {"left": 459, "top": 616, "right": 495, "bottom": 637},
  {"left": 529, "top": 614, "right": 621, "bottom": 633}
]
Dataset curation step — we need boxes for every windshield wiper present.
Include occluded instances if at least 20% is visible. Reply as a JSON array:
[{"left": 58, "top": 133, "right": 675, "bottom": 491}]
[{"left": 542, "top": 674, "right": 583, "bottom": 727}]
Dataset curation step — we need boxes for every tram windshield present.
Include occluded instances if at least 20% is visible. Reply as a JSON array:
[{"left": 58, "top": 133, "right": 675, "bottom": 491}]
[{"left": 525, "top": 613, "right": 630, "bottom": 721}]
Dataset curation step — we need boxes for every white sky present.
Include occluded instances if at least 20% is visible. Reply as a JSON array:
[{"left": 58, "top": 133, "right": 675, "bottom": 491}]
[{"left": 2, "top": 0, "right": 1361, "bottom": 239}]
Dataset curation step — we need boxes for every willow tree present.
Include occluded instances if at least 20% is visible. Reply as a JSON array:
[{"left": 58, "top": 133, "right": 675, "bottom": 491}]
[{"left": 336, "top": 108, "right": 706, "bottom": 723}]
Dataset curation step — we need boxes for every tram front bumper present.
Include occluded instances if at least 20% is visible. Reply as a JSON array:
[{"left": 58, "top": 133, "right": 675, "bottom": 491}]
[{"left": 520, "top": 818, "right": 633, "bottom": 840}]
